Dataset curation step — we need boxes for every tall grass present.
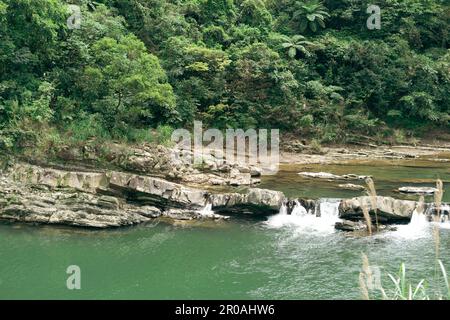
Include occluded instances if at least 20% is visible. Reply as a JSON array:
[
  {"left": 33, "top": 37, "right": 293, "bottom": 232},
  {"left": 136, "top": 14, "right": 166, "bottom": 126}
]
[
  {"left": 359, "top": 253, "right": 371, "bottom": 300},
  {"left": 361, "top": 201, "right": 372, "bottom": 236},
  {"left": 433, "top": 180, "right": 444, "bottom": 287},
  {"left": 360, "top": 255, "right": 450, "bottom": 300},
  {"left": 365, "top": 177, "right": 379, "bottom": 231},
  {"left": 385, "top": 263, "right": 427, "bottom": 300},
  {"left": 359, "top": 179, "right": 449, "bottom": 300}
]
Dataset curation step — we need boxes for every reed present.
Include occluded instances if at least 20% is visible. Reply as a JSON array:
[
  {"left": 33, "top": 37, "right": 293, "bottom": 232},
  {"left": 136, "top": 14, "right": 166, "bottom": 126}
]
[
  {"left": 359, "top": 272, "right": 369, "bottom": 300},
  {"left": 417, "top": 195, "right": 425, "bottom": 214},
  {"left": 359, "top": 253, "right": 371, "bottom": 300},
  {"left": 361, "top": 201, "right": 372, "bottom": 235},
  {"left": 358, "top": 179, "right": 449, "bottom": 300},
  {"left": 365, "top": 177, "right": 379, "bottom": 231},
  {"left": 434, "top": 179, "right": 444, "bottom": 214},
  {"left": 433, "top": 180, "right": 444, "bottom": 282}
]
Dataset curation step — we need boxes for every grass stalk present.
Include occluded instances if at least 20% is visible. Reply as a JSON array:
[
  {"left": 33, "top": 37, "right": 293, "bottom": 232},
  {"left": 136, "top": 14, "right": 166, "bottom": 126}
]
[{"left": 365, "top": 177, "right": 379, "bottom": 231}]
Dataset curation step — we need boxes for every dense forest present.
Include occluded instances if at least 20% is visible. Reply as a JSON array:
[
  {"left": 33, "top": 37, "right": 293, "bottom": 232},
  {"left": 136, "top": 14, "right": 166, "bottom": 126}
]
[{"left": 0, "top": 0, "right": 449, "bottom": 153}]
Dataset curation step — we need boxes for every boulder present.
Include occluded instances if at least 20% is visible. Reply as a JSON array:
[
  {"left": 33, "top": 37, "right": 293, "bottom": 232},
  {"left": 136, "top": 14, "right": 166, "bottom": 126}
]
[
  {"left": 335, "top": 220, "right": 368, "bottom": 232},
  {"left": 133, "top": 206, "right": 162, "bottom": 218},
  {"left": 0, "top": 194, "right": 150, "bottom": 228},
  {"left": 246, "top": 188, "right": 285, "bottom": 210},
  {"left": 10, "top": 163, "right": 108, "bottom": 192},
  {"left": 162, "top": 208, "right": 229, "bottom": 221},
  {"left": 335, "top": 219, "right": 398, "bottom": 232},
  {"left": 211, "top": 188, "right": 285, "bottom": 213},
  {"left": 339, "top": 196, "right": 419, "bottom": 222}
]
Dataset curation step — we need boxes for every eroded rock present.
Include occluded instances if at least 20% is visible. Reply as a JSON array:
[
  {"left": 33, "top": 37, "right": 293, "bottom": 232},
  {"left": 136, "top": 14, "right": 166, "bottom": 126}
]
[
  {"left": 0, "top": 162, "right": 286, "bottom": 228},
  {"left": 339, "top": 196, "right": 419, "bottom": 222}
]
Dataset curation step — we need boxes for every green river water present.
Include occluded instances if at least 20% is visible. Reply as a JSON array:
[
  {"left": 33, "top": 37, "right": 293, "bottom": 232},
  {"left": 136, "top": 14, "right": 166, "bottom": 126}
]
[{"left": 1, "top": 157, "right": 450, "bottom": 299}]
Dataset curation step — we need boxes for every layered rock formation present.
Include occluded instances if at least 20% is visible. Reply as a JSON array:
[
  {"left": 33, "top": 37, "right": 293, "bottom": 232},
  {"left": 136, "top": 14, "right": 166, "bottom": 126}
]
[
  {"left": 0, "top": 162, "right": 283, "bottom": 228},
  {"left": 56, "top": 143, "right": 262, "bottom": 187},
  {"left": 339, "top": 196, "right": 421, "bottom": 222}
]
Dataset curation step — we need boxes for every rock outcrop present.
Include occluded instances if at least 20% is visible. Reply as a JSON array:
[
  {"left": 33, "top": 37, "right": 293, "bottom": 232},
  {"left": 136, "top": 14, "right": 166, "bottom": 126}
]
[
  {"left": 0, "top": 162, "right": 285, "bottom": 228},
  {"left": 56, "top": 143, "right": 263, "bottom": 187},
  {"left": 211, "top": 188, "right": 285, "bottom": 212},
  {"left": 0, "top": 181, "right": 154, "bottom": 228},
  {"left": 339, "top": 196, "right": 421, "bottom": 222}
]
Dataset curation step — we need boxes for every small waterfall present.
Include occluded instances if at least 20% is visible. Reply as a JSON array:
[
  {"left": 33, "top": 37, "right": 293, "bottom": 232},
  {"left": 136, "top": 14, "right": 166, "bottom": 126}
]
[
  {"left": 198, "top": 203, "right": 214, "bottom": 217},
  {"left": 409, "top": 210, "right": 428, "bottom": 227},
  {"left": 266, "top": 198, "right": 341, "bottom": 233},
  {"left": 426, "top": 204, "right": 450, "bottom": 229},
  {"left": 435, "top": 204, "right": 450, "bottom": 229},
  {"left": 278, "top": 203, "right": 288, "bottom": 215},
  {"left": 319, "top": 199, "right": 340, "bottom": 220},
  {"left": 394, "top": 209, "right": 429, "bottom": 238},
  {"left": 291, "top": 200, "right": 307, "bottom": 216}
]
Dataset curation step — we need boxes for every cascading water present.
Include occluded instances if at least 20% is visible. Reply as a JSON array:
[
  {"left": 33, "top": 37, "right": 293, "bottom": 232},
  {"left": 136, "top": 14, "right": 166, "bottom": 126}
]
[
  {"left": 291, "top": 200, "right": 307, "bottom": 216},
  {"left": 198, "top": 203, "right": 214, "bottom": 217},
  {"left": 279, "top": 203, "right": 288, "bottom": 216},
  {"left": 266, "top": 198, "right": 341, "bottom": 233},
  {"left": 394, "top": 208, "right": 429, "bottom": 239},
  {"left": 318, "top": 200, "right": 341, "bottom": 220},
  {"left": 392, "top": 202, "right": 450, "bottom": 239},
  {"left": 410, "top": 210, "right": 428, "bottom": 227},
  {"left": 434, "top": 204, "right": 450, "bottom": 230}
]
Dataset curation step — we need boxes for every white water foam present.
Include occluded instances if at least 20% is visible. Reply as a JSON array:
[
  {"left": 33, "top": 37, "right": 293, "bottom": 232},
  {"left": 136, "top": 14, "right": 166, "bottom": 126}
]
[
  {"left": 394, "top": 209, "right": 429, "bottom": 239},
  {"left": 428, "top": 205, "right": 450, "bottom": 230},
  {"left": 198, "top": 203, "right": 215, "bottom": 217},
  {"left": 265, "top": 199, "right": 341, "bottom": 234},
  {"left": 291, "top": 200, "right": 308, "bottom": 216},
  {"left": 279, "top": 203, "right": 288, "bottom": 216}
]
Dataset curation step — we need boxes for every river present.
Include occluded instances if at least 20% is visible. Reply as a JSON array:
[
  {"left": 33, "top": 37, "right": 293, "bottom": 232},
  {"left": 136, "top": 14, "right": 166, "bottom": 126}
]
[{"left": 1, "top": 157, "right": 449, "bottom": 299}]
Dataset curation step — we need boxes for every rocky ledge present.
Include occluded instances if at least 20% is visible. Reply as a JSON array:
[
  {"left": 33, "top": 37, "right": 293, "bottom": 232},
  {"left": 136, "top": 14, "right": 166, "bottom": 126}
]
[
  {"left": 336, "top": 195, "right": 449, "bottom": 232},
  {"left": 1, "top": 161, "right": 447, "bottom": 231},
  {"left": 0, "top": 162, "right": 284, "bottom": 228},
  {"left": 55, "top": 143, "right": 262, "bottom": 187},
  {"left": 339, "top": 196, "right": 420, "bottom": 223}
]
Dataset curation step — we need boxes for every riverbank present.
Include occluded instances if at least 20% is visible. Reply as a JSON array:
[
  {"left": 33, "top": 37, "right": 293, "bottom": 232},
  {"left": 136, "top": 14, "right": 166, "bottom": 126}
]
[
  {"left": 1, "top": 141, "right": 449, "bottom": 232},
  {"left": 280, "top": 143, "right": 450, "bottom": 165}
]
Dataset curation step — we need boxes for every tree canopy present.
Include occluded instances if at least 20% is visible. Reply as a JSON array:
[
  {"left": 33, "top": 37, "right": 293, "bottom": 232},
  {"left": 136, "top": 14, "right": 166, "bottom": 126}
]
[{"left": 0, "top": 0, "right": 449, "bottom": 151}]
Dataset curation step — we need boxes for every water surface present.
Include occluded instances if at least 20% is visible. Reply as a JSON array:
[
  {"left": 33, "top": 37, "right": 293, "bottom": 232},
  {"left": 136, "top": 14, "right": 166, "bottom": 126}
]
[{"left": 1, "top": 157, "right": 449, "bottom": 299}]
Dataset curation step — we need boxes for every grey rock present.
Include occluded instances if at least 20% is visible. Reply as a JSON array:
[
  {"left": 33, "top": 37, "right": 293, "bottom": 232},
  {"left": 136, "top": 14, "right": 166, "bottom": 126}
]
[
  {"left": 339, "top": 196, "right": 419, "bottom": 222},
  {"left": 133, "top": 206, "right": 162, "bottom": 218},
  {"left": 299, "top": 172, "right": 370, "bottom": 181},
  {"left": 338, "top": 183, "right": 366, "bottom": 191},
  {"left": 335, "top": 220, "right": 368, "bottom": 232},
  {"left": 399, "top": 186, "right": 437, "bottom": 195}
]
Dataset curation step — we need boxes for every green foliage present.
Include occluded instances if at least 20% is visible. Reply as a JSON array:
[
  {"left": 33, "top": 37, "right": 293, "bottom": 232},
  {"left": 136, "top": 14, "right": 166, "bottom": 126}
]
[
  {"left": 293, "top": 0, "right": 330, "bottom": 33},
  {"left": 381, "top": 260, "right": 450, "bottom": 300},
  {"left": 0, "top": 0, "right": 449, "bottom": 153},
  {"left": 79, "top": 34, "right": 176, "bottom": 130},
  {"left": 281, "top": 34, "right": 314, "bottom": 58}
]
